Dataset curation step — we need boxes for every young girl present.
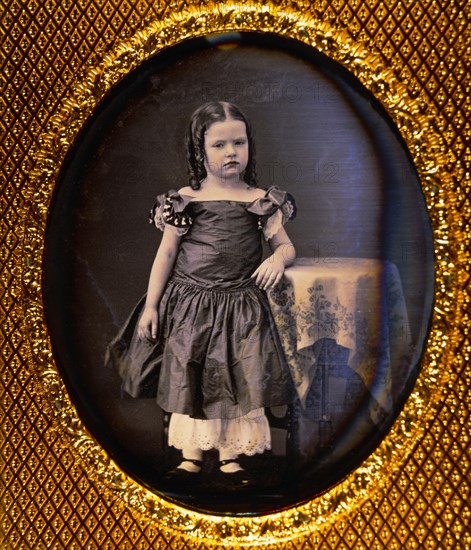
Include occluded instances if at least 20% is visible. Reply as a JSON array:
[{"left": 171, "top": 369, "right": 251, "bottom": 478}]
[{"left": 107, "top": 101, "right": 296, "bottom": 488}]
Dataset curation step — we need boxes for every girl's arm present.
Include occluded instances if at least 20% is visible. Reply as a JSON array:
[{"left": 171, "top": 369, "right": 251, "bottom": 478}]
[
  {"left": 251, "top": 226, "right": 296, "bottom": 291},
  {"left": 137, "top": 228, "right": 182, "bottom": 341}
]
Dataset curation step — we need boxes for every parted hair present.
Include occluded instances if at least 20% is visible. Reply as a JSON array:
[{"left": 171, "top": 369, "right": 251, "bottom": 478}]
[{"left": 185, "top": 101, "right": 257, "bottom": 190}]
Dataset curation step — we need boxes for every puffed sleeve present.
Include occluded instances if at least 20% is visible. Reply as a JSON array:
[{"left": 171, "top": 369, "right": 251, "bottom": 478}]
[
  {"left": 149, "top": 189, "right": 193, "bottom": 236},
  {"left": 246, "top": 186, "right": 296, "bottom": 240}
]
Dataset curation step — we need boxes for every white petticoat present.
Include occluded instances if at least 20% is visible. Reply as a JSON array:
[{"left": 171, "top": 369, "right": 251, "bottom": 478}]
[{"left": 168, "top": 408, "right": 271, "bottom": 456}]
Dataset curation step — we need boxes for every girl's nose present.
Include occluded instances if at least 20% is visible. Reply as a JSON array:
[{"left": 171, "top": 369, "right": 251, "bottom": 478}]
[{"left": 225, "top": 144, "right": 236, "bottom": 156}]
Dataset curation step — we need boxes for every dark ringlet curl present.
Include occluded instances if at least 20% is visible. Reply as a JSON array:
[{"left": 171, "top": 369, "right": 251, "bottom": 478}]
[{"left": 185, "top": 101, "right": 257, "bottom": 190}]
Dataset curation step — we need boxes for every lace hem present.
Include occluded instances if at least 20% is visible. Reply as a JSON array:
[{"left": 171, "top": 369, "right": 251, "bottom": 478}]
[{"left": 168, "top": 409, "right": 271, "bottom": 456}]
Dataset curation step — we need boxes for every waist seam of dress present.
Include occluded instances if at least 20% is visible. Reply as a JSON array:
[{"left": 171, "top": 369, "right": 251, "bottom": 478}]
[{"left": 170, "top": 275, "right": 259, "bottom": 294}]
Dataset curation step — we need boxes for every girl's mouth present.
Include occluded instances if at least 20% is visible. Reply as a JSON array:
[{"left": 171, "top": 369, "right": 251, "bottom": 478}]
[{"left": 224, "top": 161, "right": 238, "bottom": 167}]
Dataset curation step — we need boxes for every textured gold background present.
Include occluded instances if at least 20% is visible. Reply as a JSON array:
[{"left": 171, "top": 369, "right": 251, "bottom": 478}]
[{"left": 1, "top": 0, "right": 469, "bottom": 548}]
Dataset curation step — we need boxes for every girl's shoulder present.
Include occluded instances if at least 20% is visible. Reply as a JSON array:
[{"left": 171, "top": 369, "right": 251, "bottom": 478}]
[
  {"left": 250, "top": 186, "right": 295, "bottom": 202},
  {"left": 246, "top": 185, "right": 297, "bottom": 219},
  {"left": 176, "top": 186, "right": 197, "bottom": 199},
  {"left": 246, "top": 186, "right": 297, "bottom": 240},
  {"left": 250, "top": 187, "right": 268, "bottom": 200},
  {"left": 250, "top": 185, "right": 295, "bottom": 204},
  {"left": 151, "top": 187, "right": 194, "bottom": 234}
]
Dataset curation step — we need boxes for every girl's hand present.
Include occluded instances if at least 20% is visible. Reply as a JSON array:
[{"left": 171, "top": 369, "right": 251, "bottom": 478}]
[
  {"left": 137, "top": 307, "right": 159, "bottom": 342},
  {"left": 251, "top": 254, "right": 285, "bottom": 291}
]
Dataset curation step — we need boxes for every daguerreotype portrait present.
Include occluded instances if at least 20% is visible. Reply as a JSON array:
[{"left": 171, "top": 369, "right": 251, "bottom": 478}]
[
  {"left": 42, "top": 33, "right": 434, "bottom": 514},
  {"left": 3, "top": 0, "right": 469, "bottom": 546}
]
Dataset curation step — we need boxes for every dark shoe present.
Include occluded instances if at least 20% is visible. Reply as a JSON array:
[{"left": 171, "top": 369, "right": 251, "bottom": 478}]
[
  {"left": 163, "top": 459, "right": 202, "bottom": 483},
  {"left": 219, "top": 459, "right": 254, "bottom": 489}
]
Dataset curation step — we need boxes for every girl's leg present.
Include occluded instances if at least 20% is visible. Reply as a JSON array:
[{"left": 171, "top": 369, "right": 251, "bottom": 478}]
[
  {"left": 166, "top": 414, "right": 203, "bottom": 476},
  {"left": 178, "top": 447, "right": 203, "bottom": 472},
  {"left": 219, "top": 450, "right": 243, "bottom": 473},
  {"left": 216, "top": 408, "right": 271, "bottom": 485},
  {"left": 218, "top": 449, "right": 253, "bottom": 488}
]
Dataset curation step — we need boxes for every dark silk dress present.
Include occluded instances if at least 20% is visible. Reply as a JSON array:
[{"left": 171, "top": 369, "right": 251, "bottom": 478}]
[{"left": 106, "top": 187, "right": 296, "bottom": 420}]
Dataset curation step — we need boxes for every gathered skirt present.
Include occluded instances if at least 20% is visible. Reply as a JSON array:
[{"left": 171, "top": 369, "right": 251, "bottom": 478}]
[{"left": 106, "top": 276, "right": 292, "bottom": 420}]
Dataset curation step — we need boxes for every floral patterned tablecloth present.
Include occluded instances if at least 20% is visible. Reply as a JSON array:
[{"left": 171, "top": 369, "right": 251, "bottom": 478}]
[{"left": 268, "top": 258, "right": 412, "bottom": 416}]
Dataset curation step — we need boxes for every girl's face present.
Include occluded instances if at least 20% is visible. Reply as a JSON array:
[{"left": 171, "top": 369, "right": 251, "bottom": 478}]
[{"left": 203, "top": 118, "right": 249, "bottom": 182}]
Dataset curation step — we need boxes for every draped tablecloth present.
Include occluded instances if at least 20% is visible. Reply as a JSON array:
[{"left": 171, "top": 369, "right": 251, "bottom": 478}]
[{"left": 268, "top": 258, "right": 412, "bottom": 417}]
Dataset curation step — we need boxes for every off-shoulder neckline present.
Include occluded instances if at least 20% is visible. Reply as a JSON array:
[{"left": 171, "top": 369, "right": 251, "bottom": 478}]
[
  {"left": 168, "top": 186, "right": 287, "bottom": 211},
  {"left": 178, "top": 187, "right": 273, "bottom": 205},
  {"left": 188, "top": 199, "right": 253, "bottom": 204}
]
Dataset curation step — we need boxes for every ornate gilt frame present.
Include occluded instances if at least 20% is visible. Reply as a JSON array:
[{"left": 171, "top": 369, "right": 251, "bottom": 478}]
[{"left": 1, "top": 1, "right": 469, "bottom": 548}]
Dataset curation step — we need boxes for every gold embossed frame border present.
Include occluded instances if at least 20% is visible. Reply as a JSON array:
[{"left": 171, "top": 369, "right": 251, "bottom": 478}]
[{"left": 3, "top": 1, "right": 469, "bottom": 548}]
